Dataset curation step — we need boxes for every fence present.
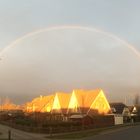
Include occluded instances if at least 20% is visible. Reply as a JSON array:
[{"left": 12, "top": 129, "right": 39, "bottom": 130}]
[{"left": 0, "top": 115, "right": 114, "bottom": 134}]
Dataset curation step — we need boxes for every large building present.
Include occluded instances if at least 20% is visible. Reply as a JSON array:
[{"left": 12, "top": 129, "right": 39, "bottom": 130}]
[
  {"left": 25, "top": 89, "right": 111, "bottom": 115},
  {"left": 26, "top": 95, "right": 54, "bottom": 112}
]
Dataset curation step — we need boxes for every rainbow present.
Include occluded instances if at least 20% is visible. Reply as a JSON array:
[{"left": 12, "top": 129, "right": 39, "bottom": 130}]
[{"left": 0, "top": 25, "right": 140, "bottom": 59}]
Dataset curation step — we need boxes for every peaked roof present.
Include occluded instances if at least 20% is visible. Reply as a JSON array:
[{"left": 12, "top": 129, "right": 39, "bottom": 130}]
[
  {"left": 132, "top": 105, "right": 140, "bottom": 115},
  {"left": 84, "top": 89, "right": 102, "bottom": 108},
  {"left": 68, "top": 89, "right": 102, "bottom": 114},
  {"left": 72, "top": 90, "right": 85, "bottom": 108},
  {"left": 52, "top": 92, "right": 71, "bottom": 114},
  {"left": 110, "top": 102, "right": 127, "bottom": 114},
  {"left": 56, "top": 93, "right": 71, "bottom": 109},
  {"left": 26, "top": 95, "right": 54, "bottom": 112},
  {"left": 39, "top": 95, "right": 54, "bottom": 112},
  {"left": 73, "top": 89, "right": 101, "bottom": 108},
  {"left": 25, "top": 89, "right": 110, "bottom": 115}
]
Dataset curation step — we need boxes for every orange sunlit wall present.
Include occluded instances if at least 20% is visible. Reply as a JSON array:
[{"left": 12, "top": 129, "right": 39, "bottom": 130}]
[{"left": 25, "top": 89, "right": 111, "bottom": 115}]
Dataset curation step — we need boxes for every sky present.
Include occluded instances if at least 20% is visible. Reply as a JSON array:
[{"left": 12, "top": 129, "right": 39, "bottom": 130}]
[{"left": 0, "top": 0, "right": 140, "bottom": 104}]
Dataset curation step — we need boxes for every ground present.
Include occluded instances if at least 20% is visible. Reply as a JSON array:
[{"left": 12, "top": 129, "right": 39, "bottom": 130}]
[
  {"left": 0, "top": 124, "right": 47, "bottom": 140},
  {"left": 84, "top": 125, "right": 140, "bottom": 140},
  {"left": 0, "top": 123, "right": 140, "bottom": 140}
]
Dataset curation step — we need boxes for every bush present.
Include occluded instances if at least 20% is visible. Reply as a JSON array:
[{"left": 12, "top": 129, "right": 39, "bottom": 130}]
[
  {"left": 14, "top": 118, "right": 37, "bottom": 126},
  {"left": 42, "top": 121, "right": 80, "bottom": 128}
]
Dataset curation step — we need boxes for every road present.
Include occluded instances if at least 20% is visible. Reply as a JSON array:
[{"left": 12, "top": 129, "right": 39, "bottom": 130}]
[
  {"left": 84, "top": 125, "right": 140, "bottom": 140},
  {"left": 0, "top": 124, "right": 48, "bottom": 140}
]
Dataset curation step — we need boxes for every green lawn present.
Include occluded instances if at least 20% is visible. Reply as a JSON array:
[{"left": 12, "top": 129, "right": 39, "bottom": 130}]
[
  {"left": 46, "top": 131, "right": 98, "bottom": 139},
  {"left": 46, "top": 127, "right": 112, "bottom": 139}
]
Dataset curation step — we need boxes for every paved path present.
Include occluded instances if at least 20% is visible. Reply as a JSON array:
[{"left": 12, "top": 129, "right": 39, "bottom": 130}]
[
  {"left": 84, "top": 125, "right": 140, "bottom": 140},
  {"left": 0, "top": 124, "right": 48, "bottom": 140}
]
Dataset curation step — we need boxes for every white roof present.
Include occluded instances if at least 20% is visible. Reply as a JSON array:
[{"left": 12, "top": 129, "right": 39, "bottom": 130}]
[{"left": 69, "top": 114, "right": 87, "bottom": 119}]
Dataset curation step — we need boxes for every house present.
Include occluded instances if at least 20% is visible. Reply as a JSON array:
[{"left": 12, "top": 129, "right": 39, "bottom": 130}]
[
  {"left": 69, "top": 114, "right": 114, "bottom": 128},
  {"left": 110, "top": 102, "right": 131, "bottom": 122},
  {"left": 51, "top": 92, "right": 71, "bottom": 114},
  {"left": 130, "top": 105, "right": 140, "bottom": 122},
  {"left": 68, "top": 89, "right": 111, "bottom": 115},
  {"left": 69, "top": 114, "right": 93, "bottom": 126},
  {"left": 25, "top": 89, "right": 111, "bottom": 122},
  {"left": 26, "top": 95, "right": 54, "bottom": 113},
  {"left": 131, "top": 105, "right": 140, "bottom": 115}
]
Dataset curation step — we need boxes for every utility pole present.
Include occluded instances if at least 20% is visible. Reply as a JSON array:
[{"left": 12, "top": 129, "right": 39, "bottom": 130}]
[{"left": 8, "top": 130, "right": 11, "bottom": 140}]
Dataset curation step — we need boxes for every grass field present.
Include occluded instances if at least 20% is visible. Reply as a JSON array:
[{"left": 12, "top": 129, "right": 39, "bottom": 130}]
[
  {"left": 46, "top": 127, "right": 113, "bottom": 139},
  {"left": 46, "top": 123, "right": 140, "bottom": 139}
]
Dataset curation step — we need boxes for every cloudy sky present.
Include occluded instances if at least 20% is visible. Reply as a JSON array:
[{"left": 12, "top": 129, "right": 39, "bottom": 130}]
[{"left": 0, "top": 0, "right": 140, "bottom": 104}]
